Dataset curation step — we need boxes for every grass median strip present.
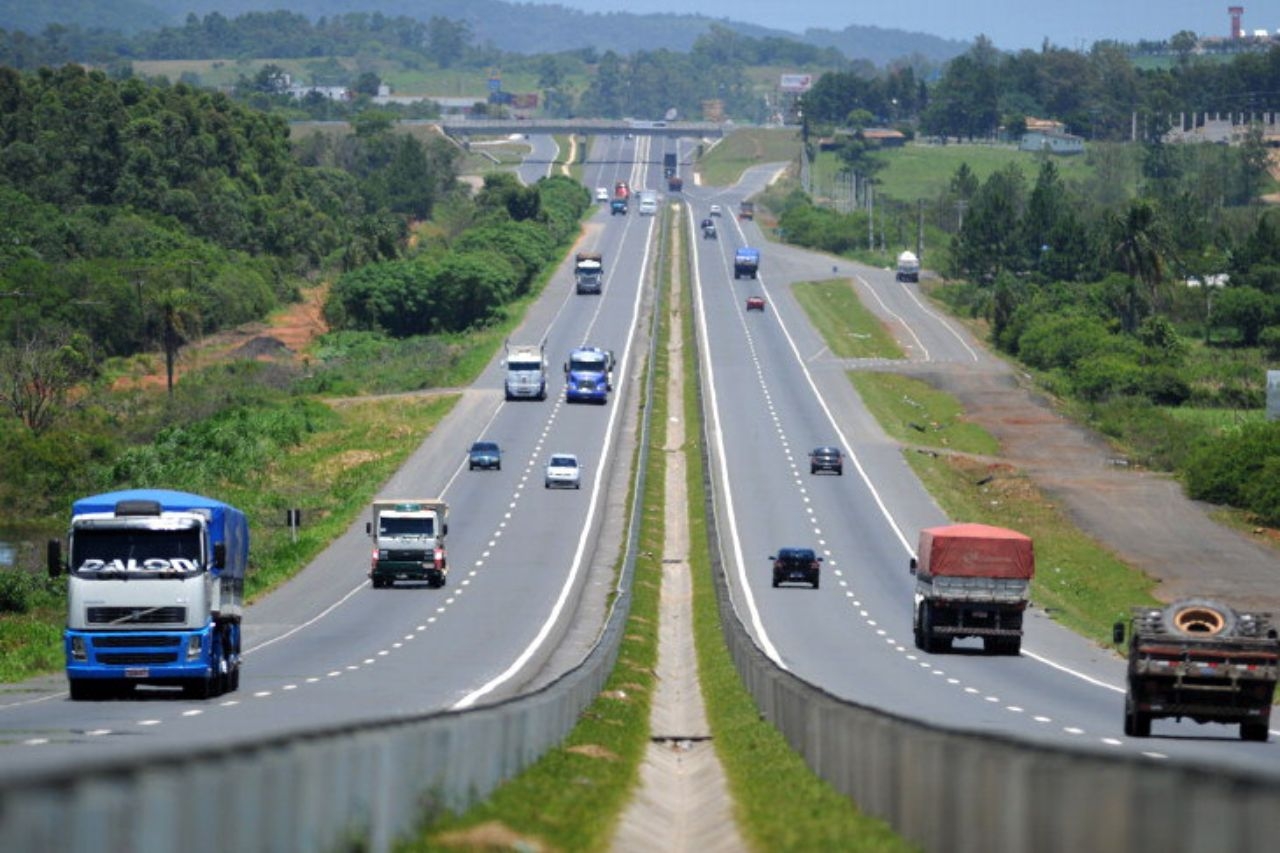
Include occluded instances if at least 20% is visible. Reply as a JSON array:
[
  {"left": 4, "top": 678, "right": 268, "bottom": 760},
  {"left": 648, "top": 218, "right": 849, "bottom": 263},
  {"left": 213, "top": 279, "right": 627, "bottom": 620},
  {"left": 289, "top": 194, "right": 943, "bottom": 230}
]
[
  {"left": 793, "top": 279, "right": 904, "bottom": 360},
  {"left": 799, "top": 282, "right": 1158, "bottom": 648}
]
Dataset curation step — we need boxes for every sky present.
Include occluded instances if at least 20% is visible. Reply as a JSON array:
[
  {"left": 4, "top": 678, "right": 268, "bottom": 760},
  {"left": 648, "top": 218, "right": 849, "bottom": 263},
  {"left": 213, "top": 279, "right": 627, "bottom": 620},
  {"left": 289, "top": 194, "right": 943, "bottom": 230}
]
[{"left": 549, "top": 1, "right": 1280, "bottom": 51}]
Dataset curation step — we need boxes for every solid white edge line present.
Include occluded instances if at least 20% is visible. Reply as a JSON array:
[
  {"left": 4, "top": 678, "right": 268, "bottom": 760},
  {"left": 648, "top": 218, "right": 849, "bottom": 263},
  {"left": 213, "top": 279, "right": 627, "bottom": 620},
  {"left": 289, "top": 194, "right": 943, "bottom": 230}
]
[
  {"left": 690, "top": 204, "right": 785, "bottom": 667},
  {"left": 452, "top": 187, "right": 654, "bottom": 710}
]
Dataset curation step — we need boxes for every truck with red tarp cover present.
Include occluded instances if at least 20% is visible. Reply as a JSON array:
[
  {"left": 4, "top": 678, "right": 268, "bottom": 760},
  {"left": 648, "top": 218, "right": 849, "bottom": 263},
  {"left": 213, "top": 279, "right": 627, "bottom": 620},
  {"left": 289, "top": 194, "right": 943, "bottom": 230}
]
[{"left": 910, "top": 523, "right": 1033, "bottom": 655}]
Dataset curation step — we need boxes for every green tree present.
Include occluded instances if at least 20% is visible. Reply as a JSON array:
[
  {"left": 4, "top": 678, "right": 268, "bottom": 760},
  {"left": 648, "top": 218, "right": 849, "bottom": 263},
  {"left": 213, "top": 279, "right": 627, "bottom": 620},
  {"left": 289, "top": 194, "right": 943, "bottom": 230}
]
[
  {"left": 0, "top": 329, "right": 94, "bottom": 434},
  {"left": 1212, "top": 286, "right": 1276, "bottom": 346},
  {"left": 1108, "top": 199, "right": 1171, "bottom": 313}
]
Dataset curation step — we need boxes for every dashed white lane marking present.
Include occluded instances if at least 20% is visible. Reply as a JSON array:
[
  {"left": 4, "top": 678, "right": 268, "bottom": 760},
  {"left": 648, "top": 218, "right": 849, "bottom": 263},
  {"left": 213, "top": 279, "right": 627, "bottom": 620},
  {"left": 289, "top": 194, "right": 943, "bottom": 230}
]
[
  {"left": 87, "top": 728, "right": 112, "bottom": 735},
  {"left": 253, "top": 691, "right": 272, "bottom": 698},
  {"left": 24, "top": 738, "right": 49, "bottom": 745},
  {"left": 138, "top": 719, "right": 161, "bottom": 726},
  {"left": 1064, "top": 727, "right": 1085, "bottom": 735},
  {"left": 181, "top": 710, "right": 202, "bottom": 718}
]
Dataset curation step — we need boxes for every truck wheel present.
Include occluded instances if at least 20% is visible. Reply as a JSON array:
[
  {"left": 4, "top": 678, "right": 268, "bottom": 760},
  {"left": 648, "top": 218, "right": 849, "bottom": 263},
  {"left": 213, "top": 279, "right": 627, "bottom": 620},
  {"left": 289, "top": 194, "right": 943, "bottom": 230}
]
[
  {"left": 1164, "top": 598, "right": 1237, "bottom": 637},
  {"left": 69, "top": 680, "right": 101, "bottom": 701},
  {"left": 1124, "top": 703, "right": 1151, "bottom": 737},
  {"left": 921, "top": 602, "right": 946, "bottom": 653},
  {"left": 772, "top": 573, "right": 780, "bottom": 588},
  {"left": 1241, "top": 721, "right": 1270, "bottom": 742},
  {"left": 228, "top": 665, "right": 240, "bottom": 693},
  {"left": 183, "top": 677, "right": 213, "bottom": 700}
]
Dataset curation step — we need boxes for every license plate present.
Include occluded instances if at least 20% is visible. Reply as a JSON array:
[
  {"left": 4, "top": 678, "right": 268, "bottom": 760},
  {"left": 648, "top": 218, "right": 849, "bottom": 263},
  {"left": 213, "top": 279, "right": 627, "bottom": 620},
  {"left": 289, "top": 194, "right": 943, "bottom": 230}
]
[{"left": 125, "top": 668, "right": 150, "bottom": 678}]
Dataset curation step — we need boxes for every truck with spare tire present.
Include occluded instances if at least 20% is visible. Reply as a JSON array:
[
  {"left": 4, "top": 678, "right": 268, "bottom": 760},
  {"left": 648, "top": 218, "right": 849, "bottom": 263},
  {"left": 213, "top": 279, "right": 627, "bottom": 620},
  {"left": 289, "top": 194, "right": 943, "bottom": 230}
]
[
  {"left": 1114, "top": 598, "right": 1279, "bottom": 741},
  {"left": 910, "top": 523, "right": 1034, "bottom": 655}
]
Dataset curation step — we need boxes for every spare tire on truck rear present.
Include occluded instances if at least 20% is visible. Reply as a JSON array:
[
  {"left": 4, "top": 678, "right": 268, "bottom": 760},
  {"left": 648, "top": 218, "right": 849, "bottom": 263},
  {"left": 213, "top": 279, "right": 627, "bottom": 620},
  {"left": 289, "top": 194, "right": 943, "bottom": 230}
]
[{"left": 1161, "top": 598, "right": 1238, "bottom": 638}]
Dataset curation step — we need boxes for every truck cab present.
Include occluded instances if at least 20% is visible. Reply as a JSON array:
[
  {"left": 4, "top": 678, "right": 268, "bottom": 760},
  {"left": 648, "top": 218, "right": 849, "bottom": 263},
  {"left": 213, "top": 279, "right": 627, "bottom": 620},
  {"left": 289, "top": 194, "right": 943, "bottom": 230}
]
[
  {"left": 575, "top": 252, "right": 604, "bottom": 295},
  {"left": 367, "top": 499, "right": 448, "bottom": 588},
  {"left": 610, "top": 198, "right": 628, "bottom": 216},
  {"left": 564, "top": 346, "right": 615, "bottom": 404},
  {"left": 896, "top": 251, "right": 920, "bottom": 283},
  {"left": 49, "top": 489, "right": 248, "bottom": 700},
  {"left": 733, "top": 247, "right": 760, "bottom": 280},
  {"left": 504, "top": 341, "right": 547, "bottom": 400}
]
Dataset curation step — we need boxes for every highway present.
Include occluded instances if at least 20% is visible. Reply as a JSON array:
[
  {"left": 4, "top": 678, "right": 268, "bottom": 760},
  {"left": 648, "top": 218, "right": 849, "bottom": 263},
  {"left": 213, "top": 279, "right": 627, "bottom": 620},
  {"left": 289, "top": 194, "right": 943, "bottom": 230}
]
[
  {"left": 679, "top": 166, "right": 1280, "bottom": 777},
  {"left": 0, "top": 133, "right": 666, "bottom": 780},
  {"left": 2, "top": 133, "right": 1276, "bottom": 788}
]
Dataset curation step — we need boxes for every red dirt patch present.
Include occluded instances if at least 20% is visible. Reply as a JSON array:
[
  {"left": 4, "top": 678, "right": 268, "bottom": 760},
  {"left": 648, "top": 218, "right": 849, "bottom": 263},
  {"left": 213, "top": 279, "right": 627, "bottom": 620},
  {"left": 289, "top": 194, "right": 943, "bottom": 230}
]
[{"left": 113, "top": 284, "right": 329, "bottom": 391}]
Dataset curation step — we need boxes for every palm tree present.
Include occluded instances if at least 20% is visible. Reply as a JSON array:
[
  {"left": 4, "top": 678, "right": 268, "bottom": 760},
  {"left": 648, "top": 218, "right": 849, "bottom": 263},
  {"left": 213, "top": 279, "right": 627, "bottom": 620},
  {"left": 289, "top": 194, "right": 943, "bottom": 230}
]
[{"left": 1109, "top": 200, "right": 1171, "bottom": 314}]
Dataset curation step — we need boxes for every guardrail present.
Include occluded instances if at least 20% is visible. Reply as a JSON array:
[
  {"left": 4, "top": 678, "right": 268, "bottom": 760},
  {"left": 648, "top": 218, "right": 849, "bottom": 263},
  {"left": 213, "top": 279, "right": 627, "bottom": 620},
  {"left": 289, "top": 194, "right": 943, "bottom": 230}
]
[
  {"left": 689, "top": 303, "right": 1280, "bottom": 852},
  {"left": 0, "top": 236, "right": 667, "bottom": 853}
]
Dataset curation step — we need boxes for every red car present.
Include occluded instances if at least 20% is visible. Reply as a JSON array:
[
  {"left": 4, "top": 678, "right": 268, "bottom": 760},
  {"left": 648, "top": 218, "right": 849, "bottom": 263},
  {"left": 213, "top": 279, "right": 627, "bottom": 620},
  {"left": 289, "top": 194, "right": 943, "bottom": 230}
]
[{"left": 746, "top": 296, "right": 766, "bottom": 311}]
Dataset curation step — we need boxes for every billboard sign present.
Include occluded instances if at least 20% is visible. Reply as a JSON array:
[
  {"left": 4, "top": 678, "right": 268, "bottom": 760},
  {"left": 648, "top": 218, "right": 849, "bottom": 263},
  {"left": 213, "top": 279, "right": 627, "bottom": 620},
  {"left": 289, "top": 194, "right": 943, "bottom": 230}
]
[{"left": 780, "top": 74, "right": 814, "bottom": 93}]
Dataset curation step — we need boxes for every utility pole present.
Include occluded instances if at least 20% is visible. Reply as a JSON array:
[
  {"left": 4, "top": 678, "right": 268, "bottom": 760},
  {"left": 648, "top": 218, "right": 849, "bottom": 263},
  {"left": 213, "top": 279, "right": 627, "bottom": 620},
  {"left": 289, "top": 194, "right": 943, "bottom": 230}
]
[
  {"left": 917, "top": 199, "right": 925, "bottom": 264},
  {"left": 867, "top": 183, "right": 874, "bottom": 251}
]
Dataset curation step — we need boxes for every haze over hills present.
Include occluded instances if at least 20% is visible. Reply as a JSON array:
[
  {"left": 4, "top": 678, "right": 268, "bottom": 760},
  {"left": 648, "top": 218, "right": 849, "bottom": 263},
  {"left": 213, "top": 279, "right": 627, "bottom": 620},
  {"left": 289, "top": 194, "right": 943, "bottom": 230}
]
[{"left": 0, "top": 0, "right": 970, "bottom": 66}]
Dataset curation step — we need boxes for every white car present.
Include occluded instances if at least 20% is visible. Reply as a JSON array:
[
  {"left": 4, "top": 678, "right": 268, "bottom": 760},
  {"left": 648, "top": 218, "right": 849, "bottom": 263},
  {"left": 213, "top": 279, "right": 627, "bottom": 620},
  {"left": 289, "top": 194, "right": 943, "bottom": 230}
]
[
  {"left": 709, "top": 204, "right": 723, "bottom": 217},
  {"left": 544, "top": 453, "right": 582, "bottom": 489},
  {"left": 595, "top": 187, "right": 609, "bottom": 202}
]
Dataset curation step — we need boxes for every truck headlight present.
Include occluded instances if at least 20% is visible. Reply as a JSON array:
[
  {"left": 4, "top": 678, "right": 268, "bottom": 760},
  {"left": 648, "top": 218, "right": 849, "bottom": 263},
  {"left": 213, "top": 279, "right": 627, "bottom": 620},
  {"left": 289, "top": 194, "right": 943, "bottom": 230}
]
[
  {"left": 187, "top": 635, "right": 203, "bottom": 661},
  {"left": 71, "top": 636, "right": 87, "bottom": 662}
]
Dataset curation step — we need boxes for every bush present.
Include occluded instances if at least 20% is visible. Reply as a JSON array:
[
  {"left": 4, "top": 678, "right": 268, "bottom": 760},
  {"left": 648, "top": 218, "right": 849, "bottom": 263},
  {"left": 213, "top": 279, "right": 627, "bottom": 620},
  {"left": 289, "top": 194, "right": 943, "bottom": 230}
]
[
  {"left": 1242, "top": 456, "right": 1280, "bottom": 525},
  {"left": 1070, "top": 353, "right": 1145, "bottom": 402},
  {"left": 1184, "top": 421, "right": 1280, "bottom": 507},
  {"left": 0, "top": 570, "right": 61, "bottom": 614}
]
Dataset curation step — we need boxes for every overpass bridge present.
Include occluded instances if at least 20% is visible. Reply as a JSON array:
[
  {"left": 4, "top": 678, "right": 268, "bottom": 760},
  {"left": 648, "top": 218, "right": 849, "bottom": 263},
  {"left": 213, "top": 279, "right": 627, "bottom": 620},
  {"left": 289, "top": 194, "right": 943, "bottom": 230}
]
[{"left": 439, "top": 118, "right": 730, "bottom": 140}]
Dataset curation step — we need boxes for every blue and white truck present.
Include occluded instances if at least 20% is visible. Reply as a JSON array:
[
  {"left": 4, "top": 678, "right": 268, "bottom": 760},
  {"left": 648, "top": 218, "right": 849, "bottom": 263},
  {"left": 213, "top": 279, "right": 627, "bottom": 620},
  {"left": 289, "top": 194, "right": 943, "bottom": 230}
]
[
  {"left": 564, "top": 346, "right": 615, "bottom": 404},
  {"left": 48, "top": 489, "right": 248, "bottom": 700},
  {"left": 733, "top": 247, "right": 760, "bottom": 280}
]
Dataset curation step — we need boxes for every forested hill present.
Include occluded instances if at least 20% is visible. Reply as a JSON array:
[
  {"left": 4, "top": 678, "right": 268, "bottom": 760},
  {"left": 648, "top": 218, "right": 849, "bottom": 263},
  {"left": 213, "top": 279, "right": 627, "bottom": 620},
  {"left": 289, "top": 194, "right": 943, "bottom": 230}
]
[{"left": 0, "top": 0, "right": 968, "bottom": 66}]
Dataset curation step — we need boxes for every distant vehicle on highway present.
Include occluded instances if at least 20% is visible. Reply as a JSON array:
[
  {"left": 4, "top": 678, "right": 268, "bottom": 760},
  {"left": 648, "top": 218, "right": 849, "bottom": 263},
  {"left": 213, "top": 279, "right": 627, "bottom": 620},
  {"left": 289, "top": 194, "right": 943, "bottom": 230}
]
[
  {"left": 595, "top": 187, "right": 609, "bottom": 202},
  {"left": 809, "top": 446, "right": 844, "bottom": 475},
  {"left": 709, "top": 204, "right": 722, "bottom": 217},
  {"left": 746, "top": 295, "right": 765, "bottom": 312},
  {"left": 702, "top": 219, "right": 717, "bottom": 239},
  {"left": 771, "top": 547, "right": 822, "bottom": 589},
  {"left": 544, "top": 453, "right": 582, "bottom": 489},
  {"left": 468, "top": 441, "right": 502, "bottom": 471}
]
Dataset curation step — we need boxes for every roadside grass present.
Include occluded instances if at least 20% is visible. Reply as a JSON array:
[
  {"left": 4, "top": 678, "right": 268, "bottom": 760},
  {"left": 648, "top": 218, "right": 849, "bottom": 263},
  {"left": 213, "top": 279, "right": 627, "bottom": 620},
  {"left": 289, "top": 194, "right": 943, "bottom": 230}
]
[
  {"left": 847, "top": 372, "right": 999, "bottom": 456},
  {"left": 230, "top": 393, "right": 459, "bottom": 601},
  {"left": 851, "top": 143, "right": 1103, "bottom": 204},
  {"left": 0, "top": 176, "right": 592, "bottom": 685},
  {"left": 902, "top": 449, "right": 1158, "bottom": 646},
  {"left": 402, "top": 211, "right": 673, "bottom": 853},
  {"left": 699, "top": 128, "right": 801, "bottom": 187},
  {"left": 682, "top": 240, "right": 914, "bottom": 851},
  {"left": 796, "top": 281, "right": 1156, "bottom": 646},
  {"left": 792, "top": 279, "right": 905, "bottom": 360}
]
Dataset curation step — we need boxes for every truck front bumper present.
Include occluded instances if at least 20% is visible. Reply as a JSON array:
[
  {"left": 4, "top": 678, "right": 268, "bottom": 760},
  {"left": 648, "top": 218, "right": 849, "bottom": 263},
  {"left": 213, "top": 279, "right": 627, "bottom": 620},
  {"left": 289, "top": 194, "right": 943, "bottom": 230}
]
[
  {"left": 371, "top": 560, "right": 446, "bottom": 586},
  {"left": 65, "top": 626, "right": 215, "bottom": 682}
]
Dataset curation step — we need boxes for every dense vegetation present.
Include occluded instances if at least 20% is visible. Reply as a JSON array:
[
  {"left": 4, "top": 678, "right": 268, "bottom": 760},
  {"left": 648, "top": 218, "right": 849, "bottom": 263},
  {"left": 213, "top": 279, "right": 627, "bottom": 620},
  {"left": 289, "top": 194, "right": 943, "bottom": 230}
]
[
  {"left": 803, "top": 36, "right": 1280, "bottom": 143},
  {"left": 0, "top": 62, "right": 587, "bottom": 532},
  {"left": 0, "top": 13, "right": 854, "bottom": 122}
]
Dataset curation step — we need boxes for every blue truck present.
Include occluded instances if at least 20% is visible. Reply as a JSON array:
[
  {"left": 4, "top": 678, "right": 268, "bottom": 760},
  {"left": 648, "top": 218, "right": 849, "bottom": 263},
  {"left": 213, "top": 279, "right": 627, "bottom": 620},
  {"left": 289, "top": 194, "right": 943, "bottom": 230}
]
[
  {"left": 48, "top": 489, "right": 249, "bottom": 700},
  {"left": 564, "top": 346, "right": 615, "bottom": 404},
  {"left": 733, "top": 247, "right": 760, "bottom": 279}
]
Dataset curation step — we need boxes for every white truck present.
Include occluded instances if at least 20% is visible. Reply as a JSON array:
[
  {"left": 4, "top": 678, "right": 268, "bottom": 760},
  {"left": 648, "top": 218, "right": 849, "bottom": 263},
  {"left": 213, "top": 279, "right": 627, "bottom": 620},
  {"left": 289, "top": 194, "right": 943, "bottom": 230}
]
[
  {"left": 575, "top": 252, "right": 603, "bottom": 295},
  {"left": 367, "top": 499, "right": 448, "bottom": 588},
  {"left": 504, "top": 340, "right": 548, "bottom": 401},
  {"left": 896, "top": 250, "right": 920, "bottom": 283}
]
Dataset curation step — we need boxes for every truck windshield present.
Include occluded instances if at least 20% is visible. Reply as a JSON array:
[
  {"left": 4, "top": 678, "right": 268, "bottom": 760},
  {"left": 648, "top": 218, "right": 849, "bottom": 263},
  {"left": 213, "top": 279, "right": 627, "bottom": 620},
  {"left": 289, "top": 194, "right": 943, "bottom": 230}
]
[
  {"left": 379, "top": 517, "right": 434, "bottom": 537},
  {"left": 508, "top": 359, "right": 541, "bottom": 372},
  {"left": 569, "top": 356, "right": 605, "bottom": 372},
  {"left": 71, "top": 528, "right": 204, "bottom": 576}
]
